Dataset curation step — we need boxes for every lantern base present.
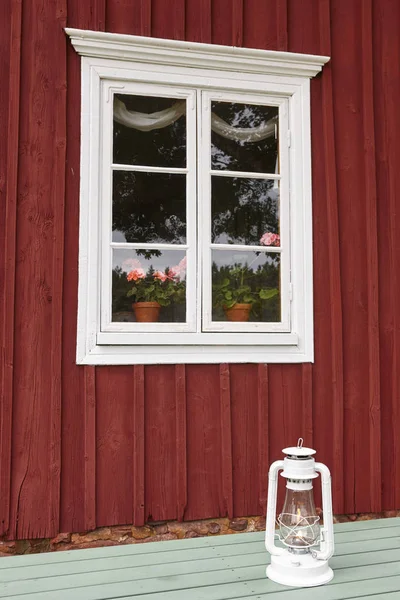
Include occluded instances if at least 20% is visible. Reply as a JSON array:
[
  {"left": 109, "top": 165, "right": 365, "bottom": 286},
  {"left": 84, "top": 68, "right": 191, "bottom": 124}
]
[{"left": 267, "top": 552, "right": 334, "bottom": 587}]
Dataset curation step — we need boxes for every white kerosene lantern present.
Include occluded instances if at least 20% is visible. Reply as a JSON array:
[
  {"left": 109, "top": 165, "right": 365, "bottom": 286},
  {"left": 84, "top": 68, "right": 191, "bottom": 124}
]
[{"left": 265, "top": 439, "right": 334, "bottom": 587}]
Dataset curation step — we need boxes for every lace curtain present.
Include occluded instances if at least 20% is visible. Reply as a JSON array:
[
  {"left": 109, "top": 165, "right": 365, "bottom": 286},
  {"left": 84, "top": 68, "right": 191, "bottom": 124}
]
[{"left": 114, "top": 97, "right": 277, "bottom": 143}]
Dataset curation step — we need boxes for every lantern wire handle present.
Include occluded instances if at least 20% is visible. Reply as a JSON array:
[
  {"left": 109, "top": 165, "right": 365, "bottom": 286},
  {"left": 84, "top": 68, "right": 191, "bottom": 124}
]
[{"left": 297, "top": 438, "right": 304, "bottom": 448}]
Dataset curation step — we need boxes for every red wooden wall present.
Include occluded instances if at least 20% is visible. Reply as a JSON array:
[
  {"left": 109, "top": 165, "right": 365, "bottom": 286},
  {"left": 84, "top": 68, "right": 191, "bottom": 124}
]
[{"left": 1, "top": 0, "right": 399, "bottom": 540}]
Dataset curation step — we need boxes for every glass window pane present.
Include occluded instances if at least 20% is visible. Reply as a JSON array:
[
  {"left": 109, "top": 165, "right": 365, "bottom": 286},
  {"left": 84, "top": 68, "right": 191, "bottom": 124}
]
[
  {"left": 112, "top": 248, "right": 187, "bottom": 323},
  {"left": 212, "top": 177, "right": 279, "bottom": 246},
  {"left": 211, "top": 250, "right": 280, "bottom": 323},
  {"left": 113, "top": 94, "right": 186, "bottom": 168},
  {"left": 112, "top": 171, "right": 186, "bottom": 244},
  {"left": 211, "top": 101, "right": 278, "bottom": 173}
]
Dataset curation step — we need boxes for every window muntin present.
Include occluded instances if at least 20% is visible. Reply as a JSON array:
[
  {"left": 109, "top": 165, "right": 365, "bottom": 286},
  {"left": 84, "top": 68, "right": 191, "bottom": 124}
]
[
  {"left": 201, "top": 91, "right": 290, "bottom": 333},
  {"left": 101, "top": 84, "right": 197, "bottom": 333}
]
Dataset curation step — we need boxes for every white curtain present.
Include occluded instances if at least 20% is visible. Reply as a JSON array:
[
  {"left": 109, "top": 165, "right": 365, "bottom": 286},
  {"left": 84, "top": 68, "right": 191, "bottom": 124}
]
[{"left": 114, "top": 97, "right": 277, "bottom": 143}]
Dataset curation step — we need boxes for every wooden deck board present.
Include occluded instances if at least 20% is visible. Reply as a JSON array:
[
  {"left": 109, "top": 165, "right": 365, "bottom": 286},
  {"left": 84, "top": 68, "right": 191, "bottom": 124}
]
[{"left": 0, "top": 518, "right": 399, "bottom": 599}]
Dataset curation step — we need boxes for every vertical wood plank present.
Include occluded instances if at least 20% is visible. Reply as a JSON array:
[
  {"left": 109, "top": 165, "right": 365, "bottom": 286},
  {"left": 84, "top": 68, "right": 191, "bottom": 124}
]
[
  {"left": 175, "top": 365, "right": 187, "bottom": 521},
  {"left": 61, "top": 0, "right": 106, "bottom": 535},
  {"left": 230, "top": 365, "right": 259, "bottom": 516},
  {"left": 152, "top": 0, "right": 185, "bottom": 40},
  {"left": 48, "top": 0, "right": 67, "bottom": 537},
  {"left": 185, "top": 366, "right": 221, "bottom": 521},
  {"left": 133, "top": 365, "right": 145, "bottom": 526},
  {"left": 0, "top": 0, "right": 22, "bottom": 538},
  {"left": 276, "top": 0, "right": 288, "bottom": 51},
  {"left": 231, "top": 0, "right": 243, "bottom": 46},
  {"left": 361, "top": 0, "right": 381, "bottom": 514},
  {"left": 185, "top": 0, "right": 211, "bottom": 43},
  {"left": 139, "top": 0, "right": 151, "bottom": 36},
  {"left": 373, "top": 0, "right": 400, "bottom": 511},
  {"left": 257, "top": 364, "right": 269, "bottom": 515},
  {"left": 219, "top": 364, "right": 233, "bottom": 518},
  {"left": 301, "top": 364, "right": 313, "bottom": 448},
  {"left": 144, "top": 367, "right": 177, "bottom": 522},
  {"left": 243, "top": 0, "right": 278, "bottom": 50},
  {"left": 317, "top": 0, "right": 345, "bottom": 514},
  {"left": 83, "top": 367, "right": 96, "bottom": 530},
  {"left": 8, "top": 0, "right": 68, "bottom": 540}
]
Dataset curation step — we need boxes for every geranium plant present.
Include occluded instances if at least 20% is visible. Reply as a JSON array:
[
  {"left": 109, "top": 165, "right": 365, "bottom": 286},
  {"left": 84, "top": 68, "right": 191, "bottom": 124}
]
[
  {"left": 125, "top": 257, "right": 186, "bottom": 307},
  {"left": 212, "top": 233, "right": 280, "bottom": 316}
]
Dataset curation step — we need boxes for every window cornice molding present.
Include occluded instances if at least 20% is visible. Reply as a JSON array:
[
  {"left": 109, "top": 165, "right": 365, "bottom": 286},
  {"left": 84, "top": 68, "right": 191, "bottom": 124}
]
[{"left": 65, "top": 28, "right": 330, "bottom": 79}]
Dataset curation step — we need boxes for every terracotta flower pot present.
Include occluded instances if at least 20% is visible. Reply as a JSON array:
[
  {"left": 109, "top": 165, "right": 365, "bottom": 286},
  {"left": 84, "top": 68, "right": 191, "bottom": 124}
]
[
  {"left": 133, "top": 301, "right": 161, "bottom": 322},
  {"left": 224, "top": 303, "right": 252, "bottom": 322}
]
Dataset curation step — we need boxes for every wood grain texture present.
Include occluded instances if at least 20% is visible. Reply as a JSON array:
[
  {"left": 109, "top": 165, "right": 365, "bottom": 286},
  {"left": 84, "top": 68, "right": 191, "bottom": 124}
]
[
  {"left": 175, "top": 365, "right": 187, "bottom": 521},
  {"left": 0, "top": 0, "right": 22, "bottom": 538},
  {"left": 133, "top": 365, "right": 145, "bottom": 526},
  {"left": 60, "top": 0, "right": 106, "bottom": 535},
  {"left": 361, "top": 0, "right": 381, "bottom": 514},
  {"left": 219, "top": 364, "right": 233, "bottom": 517},
  {"left": 315, "top": 0, "right": 345, "bottom": 514},
  {"left": 84, "top": 367, "right": 96, "bottom": 530},
  {"left": 373, "top": 0, "right": 400, "bottom": 511},
  {"left": 144, "top": 366, "right": 177, "bottom": 522},
  {"left": 257, "top": 364, "right": 269, "bottom": 514}
]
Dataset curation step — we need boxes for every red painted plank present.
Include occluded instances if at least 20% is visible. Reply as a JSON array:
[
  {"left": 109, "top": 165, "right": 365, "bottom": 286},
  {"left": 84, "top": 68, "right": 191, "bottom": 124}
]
[
  {"left": 133, "top": 365, "right": 145, "bottom": 526},
  {"left": 0, "top": 0, "right": 22, "bottom": 538},
  {"left": 373, "top": 0, "right": 400, "bottom": 511},
  {"left": 360, "top": 0, "right": 382, "bottom": 514},
  {"left": 313, "top": 0, "right": 345, "bottom": 514},
  {"left": 175, "top": 365, "right": 187, "bottom": 521},
  {"left": 185, "top": 365, "right": 222, "bottom": 521},
  {"left": 257, "top": 364, "right": 269, "bottom": 514},
  {"left": 287, "top": 0, "right": 319, "bottom": 54},
  {"left": 84, "top": 367, "right": 96, "bottom": 530},
  {"left": 230, "top": 364, "right": 259, "bottom": 517},
  {"left": 243, "top": 0, "right": 278, "bottom": 50},
  {"left": 8, "top": 0, "right": 68, "bottom": 540},
  {"left": 219, "top": 364, "right": 233, "bottom": 517},
  {"left": 96, "top": 368, "right": 134, "bottom": 527},
  {"left": 106, "top": 0, "right": 149, "bottom": 34},
  {"left": 276, "top": 0, "right": 287, "bottom": 51},
  {"left": 185, "top": 0, "right": 211, "bottom": 43},
  {"left": 231, "top": 0, "right": 243, "bottom": 46},
  {"left": 212, "top": 0, "right": 234, "bottom": 46},
  {"left": 61, "top": 0, "right": 106, "bottom": 535},
  {"left": 144, "top": 366, "right": 177, "bottom": 522},
  {"left": 301, "top": 364, "right": 313, "bottom": 448},
  {"left": 331, "top": 0, "right": 373, "bottom": 514},
  {"left": 152, "top": 0, "right": 185, "bottom": 40},
  {"left": 48, "top": 0, "right": 67, "bottom": 538}
]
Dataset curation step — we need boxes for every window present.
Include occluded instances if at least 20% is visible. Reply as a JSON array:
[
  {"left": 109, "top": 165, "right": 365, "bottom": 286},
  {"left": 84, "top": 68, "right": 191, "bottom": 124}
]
[{"left": 67, "top": 29, "right": 329, "bottom": 364}]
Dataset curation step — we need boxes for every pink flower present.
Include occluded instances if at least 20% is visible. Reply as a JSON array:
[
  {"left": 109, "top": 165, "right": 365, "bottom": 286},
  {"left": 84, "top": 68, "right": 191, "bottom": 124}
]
[
  {"left": 168, "top": 267, "right": 180, "bottom": 279},
  {"left": 178, "top": 256, "right": 187, "bottom": 273},
  {"left": 123, "top": 258, "right": 142, "bottom": 271},
  {"left": 126, "top": 268, "right": 145, "bottom": 281},
  {"left": 260, "top": 232, "right": 280, "bottom": 247},
  {"left": 154, "top": 270, "right": 168, "bottom": 282}
]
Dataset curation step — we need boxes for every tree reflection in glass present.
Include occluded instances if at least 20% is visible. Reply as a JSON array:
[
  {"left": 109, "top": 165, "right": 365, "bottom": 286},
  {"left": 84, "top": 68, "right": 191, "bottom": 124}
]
[
  {"left": 211, "top": 101, "right": 278, "bottom": 174},
  {"left": 112, "top": 171, "right": 186, "bottom": 244},
  {"left": 212, "top": 177, "right": 279, "bottom": 246},
  {"left": 212, "top": 250, "right": 280, "bottom": 323}
]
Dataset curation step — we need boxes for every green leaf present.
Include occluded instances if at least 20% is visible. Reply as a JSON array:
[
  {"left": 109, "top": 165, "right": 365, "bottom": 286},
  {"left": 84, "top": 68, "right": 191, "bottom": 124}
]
[
  {"left": 224, "top": 299, "right": 236, "bottom": 309},
  {"left": 259, "top": 288, "right": 279, "bottom": 300}
]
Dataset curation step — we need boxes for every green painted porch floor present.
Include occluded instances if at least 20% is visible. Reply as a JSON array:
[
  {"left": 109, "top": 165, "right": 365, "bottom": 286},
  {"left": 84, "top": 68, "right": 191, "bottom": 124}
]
[{"left": 1, "top": 517, "right": 400, "bottom": 599}]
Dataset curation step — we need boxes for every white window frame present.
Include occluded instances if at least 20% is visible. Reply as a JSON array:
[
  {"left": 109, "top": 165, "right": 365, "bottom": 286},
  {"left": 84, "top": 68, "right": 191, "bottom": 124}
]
[{"left": 66, "top": 28, "right": 329, "bottom": 365}]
